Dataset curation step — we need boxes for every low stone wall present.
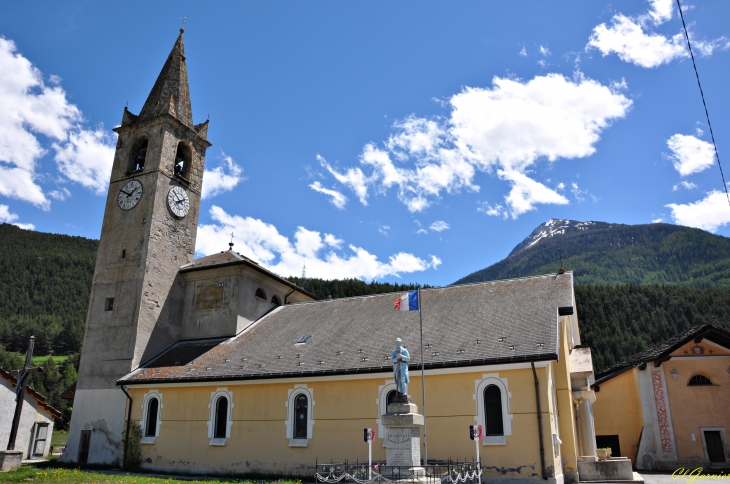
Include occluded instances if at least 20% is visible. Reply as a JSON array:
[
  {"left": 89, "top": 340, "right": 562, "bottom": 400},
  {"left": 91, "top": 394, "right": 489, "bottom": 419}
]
[{"left": 577, "top": 457, "right": 634, "bottom": 481}]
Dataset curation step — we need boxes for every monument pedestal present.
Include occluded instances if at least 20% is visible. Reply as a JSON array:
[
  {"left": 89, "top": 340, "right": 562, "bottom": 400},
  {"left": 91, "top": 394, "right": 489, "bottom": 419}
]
[{"left": 381, "top": 398, "right": 425, "bottom": 479}]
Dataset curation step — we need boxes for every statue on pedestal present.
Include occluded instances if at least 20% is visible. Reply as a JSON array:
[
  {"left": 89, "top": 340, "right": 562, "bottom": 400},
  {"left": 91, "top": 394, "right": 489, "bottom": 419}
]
[{"left": 391, "top": 337, "right": 410, "bottom": 396}]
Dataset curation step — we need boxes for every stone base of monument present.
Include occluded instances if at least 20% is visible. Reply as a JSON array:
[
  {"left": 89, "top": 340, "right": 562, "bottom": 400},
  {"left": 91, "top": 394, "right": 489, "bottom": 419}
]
[
  {"left": 0, "top": 450, "right": 23, "bottom": 472},
  {"left": 577, "top": 457, "right": 641, "bottom": 482},
  {"left": 381, "top": 397, "right": 425, "bottom": 480}
]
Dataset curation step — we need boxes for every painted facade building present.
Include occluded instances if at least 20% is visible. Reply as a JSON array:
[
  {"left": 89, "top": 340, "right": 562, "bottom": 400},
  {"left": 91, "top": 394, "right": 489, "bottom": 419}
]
[
  {"left": 0, "top": 369, "right": 61, "bottom": 460},
  {"left": 63, "top": 31, "right": 603, "bottom": 482},
  {"left": 592, "top": 324, "right": 730, "bottom": 470}
]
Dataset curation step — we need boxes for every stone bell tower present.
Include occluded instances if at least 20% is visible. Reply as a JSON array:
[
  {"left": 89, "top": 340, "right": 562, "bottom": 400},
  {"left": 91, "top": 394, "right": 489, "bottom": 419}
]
[{"left": 63, "top": 30, "right": 211, "bottom": 464}]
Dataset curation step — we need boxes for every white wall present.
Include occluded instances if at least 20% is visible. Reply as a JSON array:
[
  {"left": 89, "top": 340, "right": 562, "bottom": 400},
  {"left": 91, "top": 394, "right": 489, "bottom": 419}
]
[
  {"left": 0, "top": 377, "right": 56, "bottom": 459},
  {"left": 61, "top": 388, "right": 127, "bottom": 464}
]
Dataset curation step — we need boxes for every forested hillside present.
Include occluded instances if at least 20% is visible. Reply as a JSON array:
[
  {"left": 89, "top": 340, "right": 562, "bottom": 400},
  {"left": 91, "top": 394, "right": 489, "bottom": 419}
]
[
  {"left": 0, "top": 223, "right": 97, "bottom": 355},
  {"left": 1, "top": 221, "right": 730, "bottom": 390},
  {"left": 455, "top": 220, "right": 730, "bottom": 287}
]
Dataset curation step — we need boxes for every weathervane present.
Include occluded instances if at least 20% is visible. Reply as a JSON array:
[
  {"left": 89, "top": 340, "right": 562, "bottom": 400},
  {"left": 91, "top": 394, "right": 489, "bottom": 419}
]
[
  {"left": 229, "top": 232, "right": 234, "bottom": 251},
  {"left": 180, "top": 17, "right": 188, "bottom": 32}
]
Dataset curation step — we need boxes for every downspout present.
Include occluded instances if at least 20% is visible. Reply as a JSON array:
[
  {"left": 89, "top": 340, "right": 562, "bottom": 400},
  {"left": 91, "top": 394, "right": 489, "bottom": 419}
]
[
  {"left": 531, "top": 360, "right": 547, "bottom": 480},
  {"left": 284, "top": 288, "right": 296, "bottom": 305},
  {"left": 120, "top": 385, "right": 132, "bottom": 469}
]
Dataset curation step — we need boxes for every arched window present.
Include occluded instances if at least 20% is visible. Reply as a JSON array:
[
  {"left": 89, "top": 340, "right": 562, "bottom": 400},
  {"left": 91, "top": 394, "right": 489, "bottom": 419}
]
[
  {"left": 207, "top": 388, "right": 233, "bottom": 445},
  {"left": 130, "top": 138, "right": 148, "bottom": 172},
  {"left": 214, "top": 396, "right": 228, "bottom": 439},
  {"left": 688, "top": 375, "right": 713, "bottom": 386},
  {"left": 271, "top": 295, "right": 281, "bottom": 306},
  {"left": 386, "top": 389, "right": 398, "bottom": 408},
  {"left": 145, "top": 397, "right": 159, "bottom": 438},
  {"left": 484, "top": 385, "right": 504, "bottom": 436},
  {"left": 174, "top": 142, "right": 192, "bottom": 179},
  {"left": 294, "top": 394, "right": 308, "bottom": 439},
  {"left": 255, "top": 288, "right": 267, "bottom": 300}
]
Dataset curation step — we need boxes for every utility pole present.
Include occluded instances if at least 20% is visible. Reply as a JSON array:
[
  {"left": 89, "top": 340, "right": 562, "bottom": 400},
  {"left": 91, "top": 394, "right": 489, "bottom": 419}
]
[{"left": 6, "top": 336, "right": 43, "bottom": 450}]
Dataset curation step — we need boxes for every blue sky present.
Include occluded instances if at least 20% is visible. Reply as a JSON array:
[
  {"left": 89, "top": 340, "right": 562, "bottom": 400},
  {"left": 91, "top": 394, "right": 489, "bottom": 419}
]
[{"left": 1, "top": 0, "right": 730, "bottom": 286}]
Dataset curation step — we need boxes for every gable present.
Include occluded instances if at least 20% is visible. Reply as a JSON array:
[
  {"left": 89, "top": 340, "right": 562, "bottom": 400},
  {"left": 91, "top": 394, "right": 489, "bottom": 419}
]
[{"left": 670, "top": 339, "right": 730, "bottom": 357}]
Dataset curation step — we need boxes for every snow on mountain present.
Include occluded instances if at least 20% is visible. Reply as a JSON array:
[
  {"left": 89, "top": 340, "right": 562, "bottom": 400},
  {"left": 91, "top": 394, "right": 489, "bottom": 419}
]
[{"left": 508, "top": 219, "right": 609, "bottom": 256}]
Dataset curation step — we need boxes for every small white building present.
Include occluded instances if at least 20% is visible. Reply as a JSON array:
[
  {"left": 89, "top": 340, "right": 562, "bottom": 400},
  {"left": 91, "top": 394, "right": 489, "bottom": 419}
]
[{"left": 0, "top": 368, "right": 61, "bottom": 460}]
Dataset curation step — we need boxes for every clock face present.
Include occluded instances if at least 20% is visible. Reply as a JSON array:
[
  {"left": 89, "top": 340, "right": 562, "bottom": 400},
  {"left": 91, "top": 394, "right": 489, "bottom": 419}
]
[
  {"left": 118, "top": 180, "right": 143, "bottom": 210},
  {"left": 167, "top": 186, "right": 190, "bottom": 218}
]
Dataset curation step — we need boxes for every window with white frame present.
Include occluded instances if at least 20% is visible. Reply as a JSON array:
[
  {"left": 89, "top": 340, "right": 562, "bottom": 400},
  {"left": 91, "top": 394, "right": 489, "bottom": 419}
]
[
  {"left": 207, "top": 388, "right": 233, "bottom": 446},
  {"left": 286, "top": 385, "right": 314, "bottom": 447},
  {"left": 474, "top": 375, "right": 513, "bottom": 445},
  {"left": 140, "top": 390, "right": 162, "bottom": 444}
]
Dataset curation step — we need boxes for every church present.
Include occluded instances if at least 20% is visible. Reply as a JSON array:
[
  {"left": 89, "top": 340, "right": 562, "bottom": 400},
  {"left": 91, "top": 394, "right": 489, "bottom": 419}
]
[{"left": 62, "top": 31, "right": 603, "bottom": 483}]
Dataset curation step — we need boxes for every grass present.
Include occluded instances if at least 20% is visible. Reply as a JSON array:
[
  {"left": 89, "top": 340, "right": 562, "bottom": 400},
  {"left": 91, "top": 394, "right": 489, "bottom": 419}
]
[
  {"left": 32, "top": 355, "right": 70, "bottom": 365},
  {"left": 51, "top": 430, "right": 68, "bottom": 450},
  {"left": 1, "top": 467, "right": 306, "bottom": 483}
]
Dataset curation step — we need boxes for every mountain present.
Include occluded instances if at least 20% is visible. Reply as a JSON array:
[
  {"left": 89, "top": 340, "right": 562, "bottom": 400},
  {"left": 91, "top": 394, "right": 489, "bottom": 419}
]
[{"left": 455, "top": 219, "right": 730, "bottom": 287}]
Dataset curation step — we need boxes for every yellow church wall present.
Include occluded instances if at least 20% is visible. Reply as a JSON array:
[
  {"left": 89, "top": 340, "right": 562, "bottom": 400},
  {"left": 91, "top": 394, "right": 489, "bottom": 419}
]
[
  {"left": 592, "top": 368, "right": 643, "bottom": 464},
  {"left": 554, "top": 316, "right": 579, "bottom": 478},
  {"left": 670, "top": 340, "right": 730, "bottom": 357},
  {"left": 126, "top": 363, "right": 562, "bottom": 478},
  {"left": 662, "top": 355, "right": 730, "bottom": 463}
]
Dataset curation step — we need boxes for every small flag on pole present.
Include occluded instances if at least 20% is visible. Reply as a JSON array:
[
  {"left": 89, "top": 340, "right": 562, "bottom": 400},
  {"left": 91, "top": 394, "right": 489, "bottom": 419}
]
[{"left": 394, "top": 291, "right": 419, "bottom": 311}]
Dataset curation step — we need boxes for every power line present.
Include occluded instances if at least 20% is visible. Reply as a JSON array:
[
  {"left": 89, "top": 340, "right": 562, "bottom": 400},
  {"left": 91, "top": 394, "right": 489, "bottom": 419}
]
[{"left": 675, "top": 0, "right": 730, "bottom": 208}]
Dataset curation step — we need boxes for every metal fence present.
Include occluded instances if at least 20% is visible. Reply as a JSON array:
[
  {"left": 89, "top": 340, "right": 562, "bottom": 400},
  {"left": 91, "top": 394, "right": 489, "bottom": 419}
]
[{"left": 315, "top": 460, "right": 482, "bottom": 484}]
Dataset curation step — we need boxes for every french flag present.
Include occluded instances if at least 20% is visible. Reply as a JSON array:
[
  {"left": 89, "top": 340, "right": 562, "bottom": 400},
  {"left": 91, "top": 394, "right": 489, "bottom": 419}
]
[{"left": 394, "top": 290, "right": 419, "bottom": 311}]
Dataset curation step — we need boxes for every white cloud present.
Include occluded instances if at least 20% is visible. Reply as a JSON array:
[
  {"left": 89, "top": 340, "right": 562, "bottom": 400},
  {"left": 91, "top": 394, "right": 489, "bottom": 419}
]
[
  {"left": 196, "top": 206, "right": 441, "bottom": 280},
  {"left": 317, "top": 155, "right": 370, "bottom": 205},
  {"left": 519, "top": 46, "right": 527, "bottom": 57},
  {"left": 667, "top": 134, "right": 715, "bottom": 176},
  {"left": 429, "top": 220, "right": 450, "bottom": 232},
  {"left": 48, "top": 187, "right": 71, "bottom": 200},
  {"left": 0, "top": 204, "right": 18, "bottom": 223},
  {"left": 586, "top": 0, "right": 729, "bottom": 68},
  {"left": 378, "top": 225, "right": 390, "bottom": 236},
  {"left": 478, "top": 202, "right": 506, "bottom": 218},
  {"left": 202, "top": 152, "right": 245, "bottom": 199},
  {"left": 0, "top": 36, "right": 118, "bottom": 208},
  {"left": 652, "top": 218, "right": 664, "bottom": 223},
  {"left": 666, "top": 190, "right": 730, "bottom": 232},
  {"left": 539, "top": 45, "right": 551, "bottom": 56},
  {"left": 320, "top": 73, "right": 630, "bottom": 218},
  {"left": 53, "top": 127, "right": 116, "bottom": 194},
  {"left": 672, "top": 180, "right": 697, "bottom": 191},
  {"left": 499, "top": 170, "right": 569, "bottom": 218},
  {"left": 309, "top": 181, "right": 348, "bottom": 209},
  {"left": 0, "top": 204, "right": 34, "bottom": 229}
]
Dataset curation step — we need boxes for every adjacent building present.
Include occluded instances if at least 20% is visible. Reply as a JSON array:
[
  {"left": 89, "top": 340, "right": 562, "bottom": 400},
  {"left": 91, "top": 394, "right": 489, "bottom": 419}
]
[
  {"left": 592, "top": 324, "right": 730, "bottom": 470},
  {"left": 0, "top": 369, "right": 61, "bottom": 460}
]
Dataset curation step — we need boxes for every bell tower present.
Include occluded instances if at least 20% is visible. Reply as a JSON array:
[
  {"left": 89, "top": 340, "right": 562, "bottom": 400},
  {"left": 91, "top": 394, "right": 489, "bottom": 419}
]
[{"left": 63, "top": 30, "right": 211, "bottom": 464}]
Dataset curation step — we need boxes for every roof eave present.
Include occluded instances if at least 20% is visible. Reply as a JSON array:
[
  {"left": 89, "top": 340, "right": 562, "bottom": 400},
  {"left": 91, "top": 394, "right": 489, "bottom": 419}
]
[{"left": 117, "top": 352, "right": 558, "bottom": 386}]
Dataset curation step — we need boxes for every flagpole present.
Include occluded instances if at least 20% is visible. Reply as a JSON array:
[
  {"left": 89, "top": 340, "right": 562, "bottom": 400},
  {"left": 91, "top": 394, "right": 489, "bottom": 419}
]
[{"left": 418, "top": 288, "right": 427, "bottom": 466}]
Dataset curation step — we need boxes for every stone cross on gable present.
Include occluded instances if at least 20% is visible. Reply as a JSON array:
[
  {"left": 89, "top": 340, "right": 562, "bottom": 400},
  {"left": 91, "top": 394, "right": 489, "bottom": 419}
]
[{"left": 180, "top": 17, "right": 187, "bottom": 31}]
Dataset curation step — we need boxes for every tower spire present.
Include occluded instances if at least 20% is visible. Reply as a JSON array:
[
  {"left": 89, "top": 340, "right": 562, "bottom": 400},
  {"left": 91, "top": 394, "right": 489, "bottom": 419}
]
[{"left": 138, "top": 30, "right": 193, "bottom": 127}]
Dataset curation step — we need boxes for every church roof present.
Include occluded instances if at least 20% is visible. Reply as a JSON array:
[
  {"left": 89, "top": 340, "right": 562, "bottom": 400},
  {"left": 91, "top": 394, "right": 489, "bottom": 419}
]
[
  {"left": 137, "top": 29, "right": 194, "bottom": 127},
  {"left": 593, "top": 323, "right": 730, "bottom": 385},
  {"left": 119, "top": 272, "right": 574, "bottom": 385},
  {"left": 179, "top": 248, "right": 317, "bottom": 299}
]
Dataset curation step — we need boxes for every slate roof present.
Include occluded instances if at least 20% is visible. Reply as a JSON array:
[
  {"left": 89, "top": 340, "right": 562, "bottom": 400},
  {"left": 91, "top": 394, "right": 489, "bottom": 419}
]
[
  {"left": 118, "top": 272, "right": 574, "bottom": 385},
  {"left": 179, "top": 248, "right": 317, "bottom": 300},
  {"left": 594, "top": 323, "right": 730, "bottom": 385}
]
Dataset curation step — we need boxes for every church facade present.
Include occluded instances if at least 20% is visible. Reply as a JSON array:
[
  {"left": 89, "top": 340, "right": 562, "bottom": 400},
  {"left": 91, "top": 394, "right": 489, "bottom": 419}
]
[{"left": 63, "top": 32, "right": 601, "bottom": 483}]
